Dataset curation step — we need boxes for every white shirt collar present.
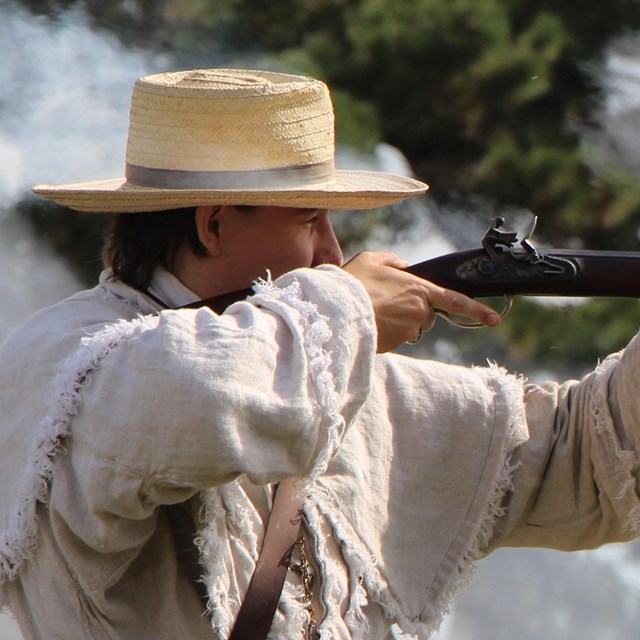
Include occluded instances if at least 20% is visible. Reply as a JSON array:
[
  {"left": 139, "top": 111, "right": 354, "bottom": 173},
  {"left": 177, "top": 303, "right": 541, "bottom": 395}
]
[{"left": 147, "top": 266, "right": 200, "bottom": 308}]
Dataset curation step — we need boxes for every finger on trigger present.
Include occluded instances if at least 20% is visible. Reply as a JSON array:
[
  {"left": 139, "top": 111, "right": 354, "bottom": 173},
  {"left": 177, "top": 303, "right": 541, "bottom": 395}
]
[{"left": 428, "top": 285, "right": 501, "bottom": 327}]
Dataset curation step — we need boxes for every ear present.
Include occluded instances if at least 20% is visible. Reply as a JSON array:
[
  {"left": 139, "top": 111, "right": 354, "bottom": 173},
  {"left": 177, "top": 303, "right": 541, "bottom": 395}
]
[{"left": 195, "top": 205, "right": 222, "bottom": 255}]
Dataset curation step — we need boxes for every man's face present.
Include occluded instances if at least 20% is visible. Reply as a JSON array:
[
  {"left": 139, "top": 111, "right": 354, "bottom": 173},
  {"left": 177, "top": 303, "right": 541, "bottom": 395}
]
[{"left": 217, "top": 205, "right": 344, "bottom": 285}]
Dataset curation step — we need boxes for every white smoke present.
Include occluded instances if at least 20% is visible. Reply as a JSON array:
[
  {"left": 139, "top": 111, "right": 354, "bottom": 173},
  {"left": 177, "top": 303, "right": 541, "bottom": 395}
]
[
  {"left": 0, "top": 211, "right": 82, "bottom": 342},
  {"left": 0, "top": 2, "right": 166, "bottom": 203},
  {"left": 584, "top": 34, "right": 640, "bottom": 178},
  {"left": 0, "top": 2, "right": 169, "bottom": 349}
]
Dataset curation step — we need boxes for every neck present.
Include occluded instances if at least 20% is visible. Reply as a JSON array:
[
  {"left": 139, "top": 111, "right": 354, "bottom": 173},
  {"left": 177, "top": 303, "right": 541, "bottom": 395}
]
[{"left": 172, "top": 247, "right": 224, "bottom": 299}]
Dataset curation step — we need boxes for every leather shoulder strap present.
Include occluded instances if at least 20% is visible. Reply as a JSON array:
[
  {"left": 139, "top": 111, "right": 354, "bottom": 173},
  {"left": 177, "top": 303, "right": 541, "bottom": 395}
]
[{"left": 228, "top": 479, "right": 304, "bottom": 640}]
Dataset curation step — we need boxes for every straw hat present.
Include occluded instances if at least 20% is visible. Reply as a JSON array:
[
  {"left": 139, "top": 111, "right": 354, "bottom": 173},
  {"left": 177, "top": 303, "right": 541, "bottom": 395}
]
[{"left": 33, "top": 69, "right": 428, "bottom": 213}]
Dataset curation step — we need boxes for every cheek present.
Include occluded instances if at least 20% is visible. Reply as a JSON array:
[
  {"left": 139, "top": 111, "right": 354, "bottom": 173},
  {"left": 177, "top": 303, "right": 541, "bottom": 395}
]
[
  {"left": 277, "top": 249, "right": 313, "bottom": 274},
  {"left": 270, "top": 239, "right": 316, "bottom": 275},
  {"left": 239, "top": 223, "right": 317, "bottom": 277}
]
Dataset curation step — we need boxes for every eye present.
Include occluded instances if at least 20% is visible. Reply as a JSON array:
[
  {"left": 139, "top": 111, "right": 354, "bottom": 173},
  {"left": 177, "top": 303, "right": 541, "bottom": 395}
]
[{"left": 302, "top": 209, "right": 323, "bottom": 225}]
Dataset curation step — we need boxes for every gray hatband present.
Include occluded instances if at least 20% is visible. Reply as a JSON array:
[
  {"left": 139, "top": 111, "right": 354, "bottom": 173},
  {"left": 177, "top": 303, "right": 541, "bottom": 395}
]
[{"left": 125, "top": 160, "right": 335, "bottom": 189}]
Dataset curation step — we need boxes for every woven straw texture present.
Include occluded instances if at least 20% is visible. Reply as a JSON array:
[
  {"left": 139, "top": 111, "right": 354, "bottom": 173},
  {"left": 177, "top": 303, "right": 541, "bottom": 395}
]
[
  {"left": 33, "top": 69, "right": 428, "bottom": 212},
  {"left": 127, "top": 69, "right": 334, "bottom": 172}
]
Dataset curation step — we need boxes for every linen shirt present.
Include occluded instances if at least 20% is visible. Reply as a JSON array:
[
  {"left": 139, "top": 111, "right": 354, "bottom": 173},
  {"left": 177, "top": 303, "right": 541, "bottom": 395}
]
[{"left": 1, "top": 265, "right": 640, "bottom": 639}]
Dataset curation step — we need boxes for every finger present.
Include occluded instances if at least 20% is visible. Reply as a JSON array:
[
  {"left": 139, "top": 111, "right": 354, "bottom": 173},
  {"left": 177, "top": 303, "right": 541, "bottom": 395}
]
[
  {"left": 375, "top": 252, "right": 410, "bottom": 269},
  {"left": 343, "top": 251, "right": 409, "bottom": 270},
  {"left": 422, "top": 284, "right": 501, "bottom": 327}
]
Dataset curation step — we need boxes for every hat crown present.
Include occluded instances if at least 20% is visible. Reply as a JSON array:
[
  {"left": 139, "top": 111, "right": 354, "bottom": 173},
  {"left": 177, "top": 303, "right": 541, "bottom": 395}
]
[{"left": 125, "top": 69, "right": 336, "bottom": 183}]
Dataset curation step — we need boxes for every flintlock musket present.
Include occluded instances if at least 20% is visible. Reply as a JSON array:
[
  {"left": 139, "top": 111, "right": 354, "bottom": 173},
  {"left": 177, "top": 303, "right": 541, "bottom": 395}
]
[{"left": 191, "top": 217, "right": 640, "bottom": 328}]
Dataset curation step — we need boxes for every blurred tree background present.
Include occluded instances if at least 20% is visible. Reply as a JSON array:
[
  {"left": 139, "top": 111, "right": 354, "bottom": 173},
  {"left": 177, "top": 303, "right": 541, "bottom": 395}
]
[{"left": 8, "top": 0, "right": 640, "bottom": 375}]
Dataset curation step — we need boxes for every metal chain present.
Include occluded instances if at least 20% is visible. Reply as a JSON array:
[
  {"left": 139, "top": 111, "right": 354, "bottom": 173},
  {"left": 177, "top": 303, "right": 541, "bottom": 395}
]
[{"left": 290, "top": 536, "right": 319, "bottom": 639}]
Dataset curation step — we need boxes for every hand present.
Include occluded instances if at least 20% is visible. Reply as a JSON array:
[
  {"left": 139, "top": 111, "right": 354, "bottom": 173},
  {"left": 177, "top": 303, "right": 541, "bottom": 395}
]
[{"left": 342, "top": 251, "right": 501, "bottom": 353}]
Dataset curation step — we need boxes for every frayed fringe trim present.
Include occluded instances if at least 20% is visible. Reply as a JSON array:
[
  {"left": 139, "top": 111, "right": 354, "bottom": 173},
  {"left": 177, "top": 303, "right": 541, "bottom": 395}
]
[
  {"left": 307, "top": 486, "right": 401, "bottom": 636},
  {"left": 196, "top": 275, "right": 344, "bottom": 637},
  {"left": 418, "top": 363, "right": 530, "bottom": 637},
  {"left": 0, "top": 313, "right": 157, "bottom": 585},
  {"left": 471, "top": 362, "right": 529, "bottom": 549},
  {"left": 194, "top": 489, "right": 238, "bottom": 637},
  {"left": 303, "top": 504, "right": 370, "bottom": 639},
  {"left": 268, "top": 591, "right": 310, "bottom": 640},
  {"left": 251, "top": 276, "right": 345, "bottom": 487},
  {"left": 196, "top": 484, "right": 310, "bottom": 640},
  {"left": 308, "top": 363, "right": 529, "bottom": 639},
  {"left": 97, "top": 282, "right": 146, "bottom": 313},
  {"left": 311, "top": 485, "right": 449, "bottom": 640},
  {"left": 590, "top": 352, "right": 640, "bottom": 533}
]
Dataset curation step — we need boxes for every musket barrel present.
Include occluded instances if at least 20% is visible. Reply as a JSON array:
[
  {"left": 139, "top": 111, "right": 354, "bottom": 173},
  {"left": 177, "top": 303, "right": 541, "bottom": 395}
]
[
  {"left": 547, "top": 250, "right": 640, "bottom": 298},
  {"left": 407, "top": 248, "right": 640, "bottom": 299}
]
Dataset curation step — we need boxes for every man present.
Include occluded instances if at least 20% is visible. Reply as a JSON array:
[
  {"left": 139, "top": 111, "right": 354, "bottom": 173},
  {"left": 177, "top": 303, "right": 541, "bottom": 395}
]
[{"left": 1, "top": 68, "right": 639, "bottom": 640}]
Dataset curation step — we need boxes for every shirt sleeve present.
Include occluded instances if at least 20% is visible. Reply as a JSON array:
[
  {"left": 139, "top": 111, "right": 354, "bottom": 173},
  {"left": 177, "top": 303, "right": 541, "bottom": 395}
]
[
  {"left": 72, "top": 265, "right": 377, "bottom": 502},
  {"left": 487, "top": 331, "right": 640, "bottom": 551}
]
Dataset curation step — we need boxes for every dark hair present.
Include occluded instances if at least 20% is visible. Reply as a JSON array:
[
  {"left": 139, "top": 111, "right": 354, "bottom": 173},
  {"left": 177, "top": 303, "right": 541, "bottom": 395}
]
[{"left": 102, "top": 207, "right": 208, "bottom": 290}]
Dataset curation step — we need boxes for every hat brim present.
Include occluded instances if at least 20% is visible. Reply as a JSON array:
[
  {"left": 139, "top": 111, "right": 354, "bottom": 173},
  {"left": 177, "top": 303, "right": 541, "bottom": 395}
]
[{"left": 32, "top": 170, "right": 428, "bottom": 213}]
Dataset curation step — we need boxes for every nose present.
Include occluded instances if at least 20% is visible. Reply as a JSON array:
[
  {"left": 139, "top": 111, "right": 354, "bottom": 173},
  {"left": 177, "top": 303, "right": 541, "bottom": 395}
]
[{"left": 312, "top": 214, "right": 344, "bottom": 267}]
